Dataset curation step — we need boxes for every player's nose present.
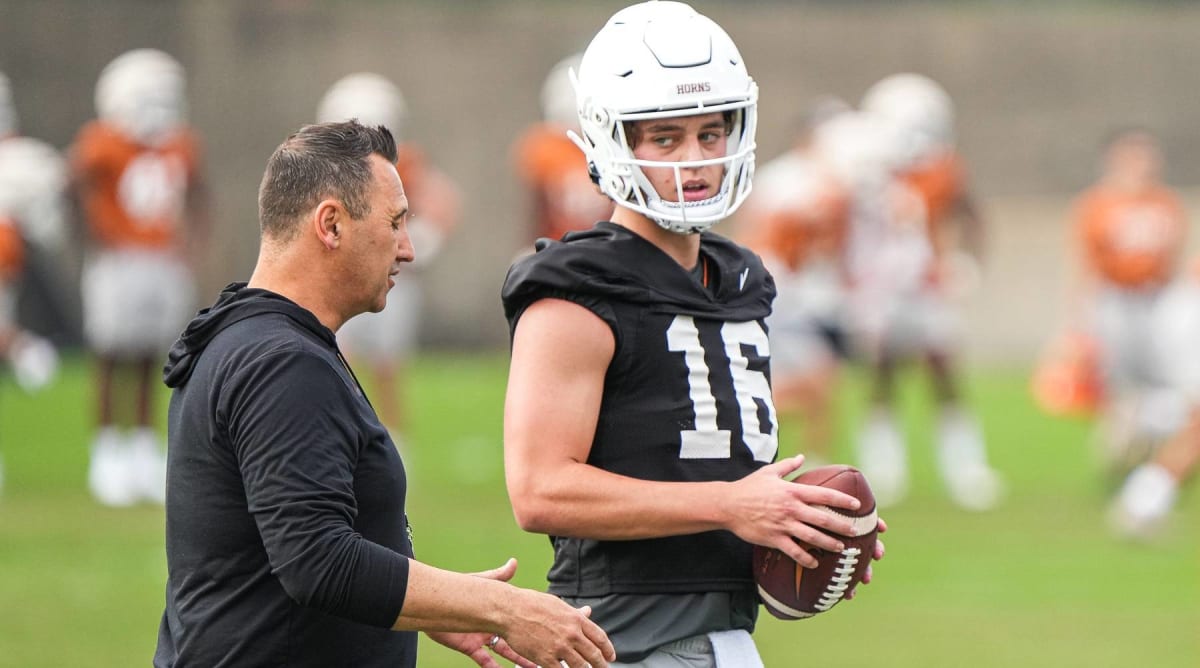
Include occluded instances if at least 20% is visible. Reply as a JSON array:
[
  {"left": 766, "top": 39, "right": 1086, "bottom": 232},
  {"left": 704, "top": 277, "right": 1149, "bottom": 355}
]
[{"left": 681, "top": 135, "right": 706, "bottom": 162}]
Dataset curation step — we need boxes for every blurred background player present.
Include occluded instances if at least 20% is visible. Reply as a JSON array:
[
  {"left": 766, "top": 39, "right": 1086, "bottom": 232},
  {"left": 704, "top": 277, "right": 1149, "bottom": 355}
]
[
  {"left": 0, "top": 71, "right": 68, "bottom": 494},
  {"left": 844, "top": 73, "right": 1001, "bottom": 510},
  {"left": 317, "top": 72, "right": 461, "bottom": 436},
  {"left": 511, "top": 52, "right": 612, "bottom": 249},
  {"left": 1108, "top": 261, "right": 1200, "bottom": 539},
  {"left": 70, "top": 49, "right": 209, "bottom": 506},
  {"left": 737, "top": 97, "right": 852, "bottom": 466},
  {"left": 1066, "top": 128, "right": 1188, "bottom": 483}
]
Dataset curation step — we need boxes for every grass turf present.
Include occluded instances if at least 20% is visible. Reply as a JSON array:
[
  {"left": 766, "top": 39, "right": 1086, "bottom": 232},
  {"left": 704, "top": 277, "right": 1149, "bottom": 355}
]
[{"left": 0, "top": 353, "right": 1195, "bottom": 667}]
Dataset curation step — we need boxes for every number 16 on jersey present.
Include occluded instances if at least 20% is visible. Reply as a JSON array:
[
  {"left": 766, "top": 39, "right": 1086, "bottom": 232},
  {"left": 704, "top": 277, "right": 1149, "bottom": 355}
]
[{"left": 667, "top": 315, "right": 777, "bottom": 463}]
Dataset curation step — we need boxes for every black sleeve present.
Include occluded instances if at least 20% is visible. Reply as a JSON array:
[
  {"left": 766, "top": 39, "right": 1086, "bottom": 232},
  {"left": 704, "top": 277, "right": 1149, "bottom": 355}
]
[{"left": 223, "top": 349, "right": 409, "bottom": 628}]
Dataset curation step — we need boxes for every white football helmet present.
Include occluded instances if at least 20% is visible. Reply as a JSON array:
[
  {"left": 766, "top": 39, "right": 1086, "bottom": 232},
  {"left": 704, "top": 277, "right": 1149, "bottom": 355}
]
[
  {"left": 317, "top": 73, "right": 408, "bottom": 140},
  {"left": 541, "top": 53, "right": 583, "bottom": 129},
  {"left": 571, "top": 0, "right": 757, "bottom": 234},
  {"left": 861, "top": 73, "right": 954, "bottom": 168},
  {"left": 812, "top": 110, "right": 902, "bottom": 193},
  {"left": 0, "top": 136, "right": 68, "bottom": 249},
  {"left": 0, "top": 72, "right": 15, "bottom": 138},
  {"left": 95, "top": 49, "right": 187, "bottom": 146}
]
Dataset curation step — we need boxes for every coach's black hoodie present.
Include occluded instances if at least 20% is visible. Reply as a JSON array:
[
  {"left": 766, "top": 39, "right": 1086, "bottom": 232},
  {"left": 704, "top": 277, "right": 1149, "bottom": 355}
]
[{"left": 155, "top": 282, "right": 417, "bottom": 668}]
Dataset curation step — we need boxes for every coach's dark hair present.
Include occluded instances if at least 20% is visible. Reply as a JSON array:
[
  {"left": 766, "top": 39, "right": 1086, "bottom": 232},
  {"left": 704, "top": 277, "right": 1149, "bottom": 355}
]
[{"left": 258, "top": 120, "right": 398, "bottom": 240}]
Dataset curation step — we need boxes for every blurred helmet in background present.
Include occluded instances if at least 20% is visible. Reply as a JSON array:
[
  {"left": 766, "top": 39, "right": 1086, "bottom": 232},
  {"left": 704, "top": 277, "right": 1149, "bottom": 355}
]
[
  {"left": 540, "top": 52, "right": 583, "bottom": 129},
  {"left": 95, "top": 48, "right": 188, "bottom": 146},
  {"left": 812, "top": 109, "right": 902, "bottom": 193},
  {"left": 317, "top": 72, "right": 408, "bottom": 141},
  {"left": 571, "top": 0, "right": 757, "bottom": 234},
  {"left": 861, "top": 72, "right": 955, "bottom": 168}
]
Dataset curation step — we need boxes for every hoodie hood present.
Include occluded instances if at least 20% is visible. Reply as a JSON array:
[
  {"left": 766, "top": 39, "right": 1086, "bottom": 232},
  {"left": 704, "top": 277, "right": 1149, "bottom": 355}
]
[{"left": 163, "top": 282, "right": 336, "bottom": 388}]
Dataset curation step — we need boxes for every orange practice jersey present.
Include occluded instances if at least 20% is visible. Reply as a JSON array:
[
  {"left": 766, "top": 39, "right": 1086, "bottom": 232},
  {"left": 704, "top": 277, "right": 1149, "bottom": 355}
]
[
  {"left": 394, "top": 144, "right": 429, "bottom": 203},
  {"left": 394, "top": 142, "right": 460, "bottom": 238},
  {"left": 753, "top": 181, "right": 848, "bottom": 273},
  {"left": 71, "top": 120, "right": 201, "bottom": 251},
  {"left": 900, "top": 151, "right": 966, "bottom": 254},
  {"left": 512, "top": 123, "right": 611, "bottom": 241},
  {"left": 742, "top": 157, "right": 849, "bottom": 273},
  {"left": 0, "top": 216, "right": 24, "bottom": 280},
  {"left": 1075, "top": 184, "right": 1186, "bottom": 288}
]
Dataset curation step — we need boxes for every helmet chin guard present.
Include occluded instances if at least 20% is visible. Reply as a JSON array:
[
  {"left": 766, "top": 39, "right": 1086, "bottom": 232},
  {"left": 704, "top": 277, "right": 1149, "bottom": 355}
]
[{"left": 571, "top": 1, "right": 757, "bottom": 235}]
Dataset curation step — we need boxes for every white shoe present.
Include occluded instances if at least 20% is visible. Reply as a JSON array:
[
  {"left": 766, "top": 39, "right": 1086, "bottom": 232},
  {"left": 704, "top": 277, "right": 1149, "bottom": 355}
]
[
  {"left": 943, "top": 464, "right": 1005, "bottom": 512},
  {"left": 1110, "top": 464, "right": 1177, "bottom": 541},
  {"left": 129, "top": 428, "right": 167, "bottom": 504},
  {"left": 88, "top": 429, "right": 137, "bottom": 507},
  {"left": 857, "top": 410, "right": 909, "bottom": 508},
  {"left": 937, "top": 408, "right": 1004, "bottom": 511},
  {"left": 8, "top": 333, "right": 59, "bottom": 393}
]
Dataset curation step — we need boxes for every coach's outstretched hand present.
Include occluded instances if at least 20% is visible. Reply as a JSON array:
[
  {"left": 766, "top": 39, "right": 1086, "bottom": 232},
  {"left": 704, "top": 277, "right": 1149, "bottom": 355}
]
[{"left": 403, "top": 558, "right": 614, "bottom": 668}]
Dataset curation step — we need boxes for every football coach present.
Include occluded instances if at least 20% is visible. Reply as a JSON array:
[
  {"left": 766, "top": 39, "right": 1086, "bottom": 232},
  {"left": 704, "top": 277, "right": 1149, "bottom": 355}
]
[{"left": 153, "top": 120, "right": 614, "bottom": 668}]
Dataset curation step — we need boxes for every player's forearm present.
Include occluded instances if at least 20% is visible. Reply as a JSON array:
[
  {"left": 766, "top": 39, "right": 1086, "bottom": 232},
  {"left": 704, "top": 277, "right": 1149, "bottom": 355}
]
[{"left": 508, "top": 460, "right": 731, "bottom": 540}]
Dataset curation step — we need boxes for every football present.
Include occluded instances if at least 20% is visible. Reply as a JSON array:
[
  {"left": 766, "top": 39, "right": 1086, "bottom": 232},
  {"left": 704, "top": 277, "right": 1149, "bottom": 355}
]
[{"left": 753, "top": 464, "right": 879, "bottom": 620}]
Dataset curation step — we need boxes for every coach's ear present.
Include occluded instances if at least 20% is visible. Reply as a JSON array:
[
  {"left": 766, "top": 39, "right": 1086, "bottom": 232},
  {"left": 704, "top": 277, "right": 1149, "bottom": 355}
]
[{"left": 313, "top": 198, "right": 344, "bottom": 250}]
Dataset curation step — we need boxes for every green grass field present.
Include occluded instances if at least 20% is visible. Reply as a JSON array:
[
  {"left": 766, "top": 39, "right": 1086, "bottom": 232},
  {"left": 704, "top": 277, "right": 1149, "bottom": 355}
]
[{"left": 0, "top": 353, "right": 1196, "bottom": 667}]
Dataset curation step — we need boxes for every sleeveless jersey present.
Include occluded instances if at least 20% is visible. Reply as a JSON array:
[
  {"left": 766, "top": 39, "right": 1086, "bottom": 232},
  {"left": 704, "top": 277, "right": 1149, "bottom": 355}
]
[
  {"left": 502, "top": 222, "right": 778, "bottom": 597},
  {"left": 70, "top": 120, "right": 202, "bottom": 250}
]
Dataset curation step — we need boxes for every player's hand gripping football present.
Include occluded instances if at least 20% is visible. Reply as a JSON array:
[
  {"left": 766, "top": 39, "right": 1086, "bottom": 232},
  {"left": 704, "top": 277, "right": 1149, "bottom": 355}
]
[
  {"left": 725, "top": 455, "right": 864, "bottom": 568},
  {"left": 846, "top": 517, "right": 887, "bottom": 600}
]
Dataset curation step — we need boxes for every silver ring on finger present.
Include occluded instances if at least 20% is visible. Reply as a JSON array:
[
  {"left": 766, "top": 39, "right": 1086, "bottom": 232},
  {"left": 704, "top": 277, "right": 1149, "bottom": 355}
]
[{"left": 488, "top": 634, "right": 500, "bottom": 649}]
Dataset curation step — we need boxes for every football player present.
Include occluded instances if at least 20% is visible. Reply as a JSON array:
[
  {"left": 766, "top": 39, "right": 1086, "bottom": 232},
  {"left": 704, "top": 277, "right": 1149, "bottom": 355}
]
[
  {"left": 317, "top": 72, "right": 461, "bottom": 436},
  {"left": 70, "top": 49, "right": 209, "bottom": 506},
  {"left": 0, "top": 71, "right": 68, "bottom": 494},
  {"left": 845, "top": 73, "right": 1002, "bottom": 511},
  {"left": 1109, "top": 259, "right": 1200, "bottom": 539},
  {"left": 502, "top": 3, "right": 884, "bottom": 665},
  {"left": 736, "top": 97, "right": 852, "bottom": 466},
  {"left": 511, "top": 52, "right": 613, "bottom": 247},
  {"left": 1067, "top": 128, "right": 1188, "bottom": 479}
]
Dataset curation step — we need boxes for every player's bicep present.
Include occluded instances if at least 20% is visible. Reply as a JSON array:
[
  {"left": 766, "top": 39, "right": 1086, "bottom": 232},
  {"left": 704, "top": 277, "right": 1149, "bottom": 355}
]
[{"left": 504, "top": 298, "right": 614, "bottom": 482}]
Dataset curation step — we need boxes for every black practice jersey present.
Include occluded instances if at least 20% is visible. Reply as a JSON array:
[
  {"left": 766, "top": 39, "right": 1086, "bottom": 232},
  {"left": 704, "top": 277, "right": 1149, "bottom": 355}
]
[{"left": 502, "top": 221, "right": 778, "bottom": 597}]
